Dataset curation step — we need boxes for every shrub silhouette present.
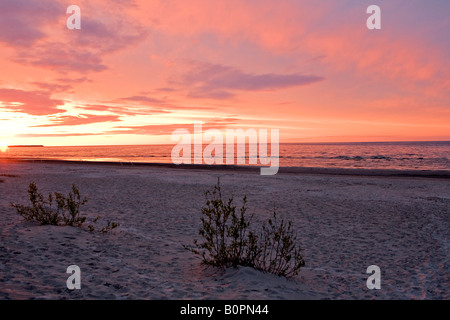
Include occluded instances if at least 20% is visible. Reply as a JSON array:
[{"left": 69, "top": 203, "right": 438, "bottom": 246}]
[
  {"left": 12, "top": 182, "right": 120, "bottom": 233},
  {"left": 12, "top": 182, "right": 87, "bottom": 226},
  {"left": 185, "top": 178, "right": 305, "bottom": 278},
  {"left": 87, "top": 216, "right": 120, "bottom": 233},
  {"left": 254, "top": 211, "right": 305, "bottom": 278}
]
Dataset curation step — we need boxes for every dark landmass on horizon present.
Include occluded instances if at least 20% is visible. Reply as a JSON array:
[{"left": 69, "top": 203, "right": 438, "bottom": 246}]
[{"left": 7, "top": 145, "right": 44, "bottom": 148}]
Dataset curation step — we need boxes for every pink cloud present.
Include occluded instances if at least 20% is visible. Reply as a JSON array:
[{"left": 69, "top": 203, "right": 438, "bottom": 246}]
[
  {"left": 56, "top": 77, "right": 91, "bottom": 84},
  {"left": 2, "top": 0, "right": 148, "bottom": 74},
  {"left": 17, "top": 132, "right": 101, "bottom": 138},
  {"left": 118, "top": 96, "right": 167, "bottom": 105},
  {"left": 0, "top": 88, "right": 65, "bottom": 115},
  {"left": 31, "top": 114, "right": 121, "bottom": 127},
  {"left": 76, "top": 104, "right": 170, "bottom": 116},
  {"left": 107, "top": 118, "right": 240, "bottom": 135},
  {"left": 0, "top": 0, "right": 64, "bottom": 46},
  {"left": 31, "top": 81, "right": 74, "bottom": 93},
  {"left": 143, "top": 1, "right": 449, "bottom": 93},
  {"left": 173, "top": 62, "right": 324, "bottom": 99},
  {"left": 143, "top": 0, "right": 314, "bottom": 52},
  {"left": 106, "top": 95, "right": 218, "bottom": 114}
]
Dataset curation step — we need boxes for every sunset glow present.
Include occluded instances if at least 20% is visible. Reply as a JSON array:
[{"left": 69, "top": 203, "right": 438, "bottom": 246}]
[
  {"left": 0, "top": 0, "right": 449, "bottom": 146},
  {"left": 0, "top": 142, "right": 8, "bottom": 153}
]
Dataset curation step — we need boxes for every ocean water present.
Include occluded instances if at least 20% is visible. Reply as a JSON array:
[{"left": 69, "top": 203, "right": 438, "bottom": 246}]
[{"left": 1, "top": 141, "right": 449, "bottom": 171}]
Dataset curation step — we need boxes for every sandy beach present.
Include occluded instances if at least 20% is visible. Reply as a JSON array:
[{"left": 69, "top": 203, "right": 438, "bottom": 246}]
[{"left": 0, "top": 160, "right": 448, "bottom": 300}]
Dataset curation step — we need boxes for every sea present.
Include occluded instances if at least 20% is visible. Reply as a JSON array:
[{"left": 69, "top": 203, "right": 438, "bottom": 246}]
[{"left": 1, "top": 141, "right": 449, "bottom": 171}]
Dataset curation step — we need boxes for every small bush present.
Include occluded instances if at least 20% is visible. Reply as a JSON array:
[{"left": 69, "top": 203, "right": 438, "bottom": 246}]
[
  {"left": 185, "top": 178, "right": 305, "bottom": 278},
  {"left": 100, "top": 221, "right": 120, "bottom": 233},
  {"left": 11, "top": 182, "right": 87, "bottom": 226},
  {"left": 87, "top": 216, "right": 120, "bottom": 233},
  {"left": 58, "top": 184, "right": 88, "bottom": 226},
  {"left": 254, "top": 211, "right": 305, "bottom": 278},
  {"left": 12, "top": 182, "right": 120, "bottom": 233}
]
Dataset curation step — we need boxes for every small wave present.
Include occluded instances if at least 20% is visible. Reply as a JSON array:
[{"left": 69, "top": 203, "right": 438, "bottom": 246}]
[
  {"left": 370, "top": 155, "right": 391, "bottom": 160},
  {"left": 333, "top": 155, "right": 365, "bottom": 161},
  {"left": 334, "top": 156, "right": 352, "bottom": 160}
]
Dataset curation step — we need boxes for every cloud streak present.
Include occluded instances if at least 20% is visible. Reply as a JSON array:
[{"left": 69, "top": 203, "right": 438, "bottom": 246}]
[
  {"left": 106, "top": 118, "right": 240, "bottom": 135},
  {"left": 31, "top": 114, "right": 121, "bottom": 127},
  {"left": 175, "top": 62, "right": 324, "bottom": 99}
]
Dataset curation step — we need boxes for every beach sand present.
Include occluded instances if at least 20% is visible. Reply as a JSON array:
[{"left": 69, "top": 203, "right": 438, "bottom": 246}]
[{"left": 0, "top": 161, "right": 448, "bottom": 300}]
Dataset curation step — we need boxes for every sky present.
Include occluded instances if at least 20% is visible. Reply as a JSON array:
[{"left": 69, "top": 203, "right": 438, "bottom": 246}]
[{"left": 0, "top": 0, "right": 449, "bottom": 146}]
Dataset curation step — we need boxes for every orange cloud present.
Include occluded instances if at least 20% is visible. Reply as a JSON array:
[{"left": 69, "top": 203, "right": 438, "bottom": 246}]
[
  {"left": 0, "top": 88, "right": 65, "bottom": 115},
  {"left": 31, "top": 114, "right": 121, "bottom": 127}
]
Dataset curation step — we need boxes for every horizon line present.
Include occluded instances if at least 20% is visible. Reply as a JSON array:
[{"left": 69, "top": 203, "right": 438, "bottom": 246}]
[{"left": 8, "top": 140, "right": 450, "bottom": 148}]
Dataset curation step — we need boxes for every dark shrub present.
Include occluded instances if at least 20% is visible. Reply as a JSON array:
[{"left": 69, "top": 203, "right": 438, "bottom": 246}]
[
  {"left": 12, "top": 182, "right": 87, "bottom": 227},
  {"left": 185, "top": 178, "right": 305, "bottom": 278}
]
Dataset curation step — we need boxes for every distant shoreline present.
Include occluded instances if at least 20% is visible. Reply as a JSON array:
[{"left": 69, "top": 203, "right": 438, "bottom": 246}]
[
  {"left": 7, "top": 145, "right": 44, "bottom": 148},
  {"left": 1, "top": 157, "right": 449, "bottom": 179}
]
